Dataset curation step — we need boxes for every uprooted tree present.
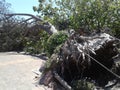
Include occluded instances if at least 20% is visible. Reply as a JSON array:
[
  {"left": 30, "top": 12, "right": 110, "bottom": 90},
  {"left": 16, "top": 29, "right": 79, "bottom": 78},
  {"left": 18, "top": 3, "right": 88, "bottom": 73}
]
[
  {"left": 1, "top": 0, "right": 120, "bottom": 89},
  {"left": 39, "top": 31, "right": 120, "bottom": 90},
  {"left": 4, "top": 13, "right": 120, "bottom": 90}
]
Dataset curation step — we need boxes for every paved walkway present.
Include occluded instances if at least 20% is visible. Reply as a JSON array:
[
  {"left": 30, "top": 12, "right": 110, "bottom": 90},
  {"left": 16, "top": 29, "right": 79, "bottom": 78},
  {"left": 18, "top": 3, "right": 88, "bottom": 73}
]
[{"left": 0, "top": 52, "right": 46, "bottom": 90}]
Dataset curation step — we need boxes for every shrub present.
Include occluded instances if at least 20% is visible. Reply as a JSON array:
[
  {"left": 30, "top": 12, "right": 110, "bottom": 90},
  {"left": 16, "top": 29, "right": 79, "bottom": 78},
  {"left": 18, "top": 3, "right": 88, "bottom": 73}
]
[
  {"left": 72, "top": 80, "right": 95, "bottom": 90},
  {"left": 45, "top": 31, "right": 68, "bottom": 57},
  {"left": 0, "top": 27, "right": 24, "bottom": 52},
  {"left": 23, "top": 31, "right": 49, "bottom": 54}
]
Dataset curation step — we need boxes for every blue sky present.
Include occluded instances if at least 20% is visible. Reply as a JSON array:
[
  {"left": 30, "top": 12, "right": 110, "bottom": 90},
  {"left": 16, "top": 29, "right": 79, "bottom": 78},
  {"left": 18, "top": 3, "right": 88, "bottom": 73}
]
[{"left": 6, "top": 0, "right": 39, "bottom": 15}]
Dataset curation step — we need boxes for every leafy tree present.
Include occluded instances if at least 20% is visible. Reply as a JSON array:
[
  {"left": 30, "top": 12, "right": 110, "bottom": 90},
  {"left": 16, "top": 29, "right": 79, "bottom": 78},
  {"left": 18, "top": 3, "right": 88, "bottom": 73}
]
[
  {"left": 0, "top": 0, "right": 11, "bottom": 23},
  {"left": 33, "top": 0, "right": 71, "bottom": 30},
  {"left": 33, "top": 0, "right": 120, "bottom": 34},
  {"left": 0, "top": 17, "right": 26, "bottom": 51},
  {"left": 0, "top": 0, "right": 11, "bottom": 14},
  {"left": 45, "top": 31, "right": 68, "bottom": 56}
]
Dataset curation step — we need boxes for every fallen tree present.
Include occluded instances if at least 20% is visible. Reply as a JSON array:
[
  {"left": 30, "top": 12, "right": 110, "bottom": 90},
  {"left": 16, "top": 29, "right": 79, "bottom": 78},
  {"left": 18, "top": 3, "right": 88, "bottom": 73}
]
[
  {"left": 39, "top": 31, "right": 120, "bottom": 90},
  {"left": 4, "top": 13, "right": 120, "bottom": 89},
  {"left": 4, "top": 13, "right": 58, "bottom": 35},
  {"left": 1, "top": 13, "right": 58, "bottom": 52}
]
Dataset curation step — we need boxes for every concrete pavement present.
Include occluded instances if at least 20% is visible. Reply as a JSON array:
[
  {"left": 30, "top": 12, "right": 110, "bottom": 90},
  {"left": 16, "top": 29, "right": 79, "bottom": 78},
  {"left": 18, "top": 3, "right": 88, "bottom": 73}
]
[{"left": 0, "top": 52, "right": 46, "bottom": 90}]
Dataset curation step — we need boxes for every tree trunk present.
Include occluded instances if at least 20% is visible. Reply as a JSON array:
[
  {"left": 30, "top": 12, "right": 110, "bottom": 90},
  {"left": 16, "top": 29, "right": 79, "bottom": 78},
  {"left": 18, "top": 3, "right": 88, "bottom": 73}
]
[{"left": 4, "top": 13, "right": 58, "bottom": 35}]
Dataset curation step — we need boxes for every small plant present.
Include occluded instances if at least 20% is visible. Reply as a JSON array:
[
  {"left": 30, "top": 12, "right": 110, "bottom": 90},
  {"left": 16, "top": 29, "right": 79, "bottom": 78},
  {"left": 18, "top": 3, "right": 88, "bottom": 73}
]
[
  {"left": 72, "top": 79, "right": 95, "bottom": 90},
  {"left": 45, "top": 31, "right": 68, "bottom": 57}
]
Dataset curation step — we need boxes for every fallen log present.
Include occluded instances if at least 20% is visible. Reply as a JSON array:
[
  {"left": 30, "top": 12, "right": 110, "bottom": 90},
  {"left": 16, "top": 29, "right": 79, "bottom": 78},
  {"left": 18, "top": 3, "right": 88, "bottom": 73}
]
[{"left": 4, "top": 13, "right": 58, "bottom": 35}]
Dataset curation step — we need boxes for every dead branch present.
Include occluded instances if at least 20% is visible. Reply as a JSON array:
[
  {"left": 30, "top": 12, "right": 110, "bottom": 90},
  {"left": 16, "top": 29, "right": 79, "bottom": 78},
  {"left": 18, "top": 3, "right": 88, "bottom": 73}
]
[
  {"left": 4, "top": 13, "right": 43, "bottom": 21},
  {"left": 53, "top": 71, "right": 72, "bottom": 90}
]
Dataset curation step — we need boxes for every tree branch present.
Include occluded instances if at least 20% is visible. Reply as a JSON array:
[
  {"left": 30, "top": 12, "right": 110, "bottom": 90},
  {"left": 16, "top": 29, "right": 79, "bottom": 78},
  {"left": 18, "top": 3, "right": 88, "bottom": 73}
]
[
  {"left": 4, "top": 13, "right": 58, "bottom": 35},
  {"left": 4, "top": 13, "right": 43, "bottom": 21}
]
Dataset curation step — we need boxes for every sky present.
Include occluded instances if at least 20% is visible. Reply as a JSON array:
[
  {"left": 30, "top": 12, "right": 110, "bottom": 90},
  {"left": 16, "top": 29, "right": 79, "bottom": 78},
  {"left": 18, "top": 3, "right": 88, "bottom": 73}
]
[{"left": 6, "top": 0, "right": 39, "bottom": 15}]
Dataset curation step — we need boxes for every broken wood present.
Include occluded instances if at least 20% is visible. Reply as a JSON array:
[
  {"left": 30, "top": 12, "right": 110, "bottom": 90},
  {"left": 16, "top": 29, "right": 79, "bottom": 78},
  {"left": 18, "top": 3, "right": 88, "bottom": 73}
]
[{"left": 53, "top": 71, "right": 72, "bottom": 90}]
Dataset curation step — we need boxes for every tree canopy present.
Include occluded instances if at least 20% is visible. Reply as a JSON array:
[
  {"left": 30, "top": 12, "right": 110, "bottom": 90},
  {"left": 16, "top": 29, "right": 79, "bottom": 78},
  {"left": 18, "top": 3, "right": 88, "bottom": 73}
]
[
  {"left": 0, "top": 0, "right": 11, "bottom": 14},
  {"left": 33, "top": 0, "right": 120, "bottom": 34}
]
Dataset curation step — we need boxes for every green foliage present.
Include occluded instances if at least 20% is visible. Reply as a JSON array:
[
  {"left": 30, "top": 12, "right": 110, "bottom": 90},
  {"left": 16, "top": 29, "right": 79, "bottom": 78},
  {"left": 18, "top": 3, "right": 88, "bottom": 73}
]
[
  {"left": 70, "top": 0, "right": 120, "bottom": 32},
  {"left": 44, "top": 54, "right": 58, "bottom": 70},
  {"left": 23, "top": 40, "right": 37, "bottom": 54},
  {"left": 0, "top": 14, "right": 49, "bottom": 53},
  {"left": 0, "top": 22, "right": 24, "bottom": 51},
  {"left": 54, "top": 44, "right": 63, "bottom": 54},
  {"left": 72, "top": 80, "right": 95, "bottom": 90},
  {"left": 23, "top": 31, "right": 49, "bottom": 54},
  {"left": 34, "top": 0, "right": 120, "bottom": 34},
  {"left": 45, "top": 31, "right": 68, "bottom": 57}
]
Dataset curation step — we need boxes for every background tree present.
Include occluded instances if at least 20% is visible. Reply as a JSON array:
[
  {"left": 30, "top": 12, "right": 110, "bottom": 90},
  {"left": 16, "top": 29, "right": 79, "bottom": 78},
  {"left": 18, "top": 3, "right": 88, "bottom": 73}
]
[
  {"left": 0, "top": 0, "right": 11, "bottom": 13},
  {"left": 0, "top": 0, "right": 11, "bottom": 22},
  {"left": 33, "top": 0, "right": 120, "bottom": 36}
]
